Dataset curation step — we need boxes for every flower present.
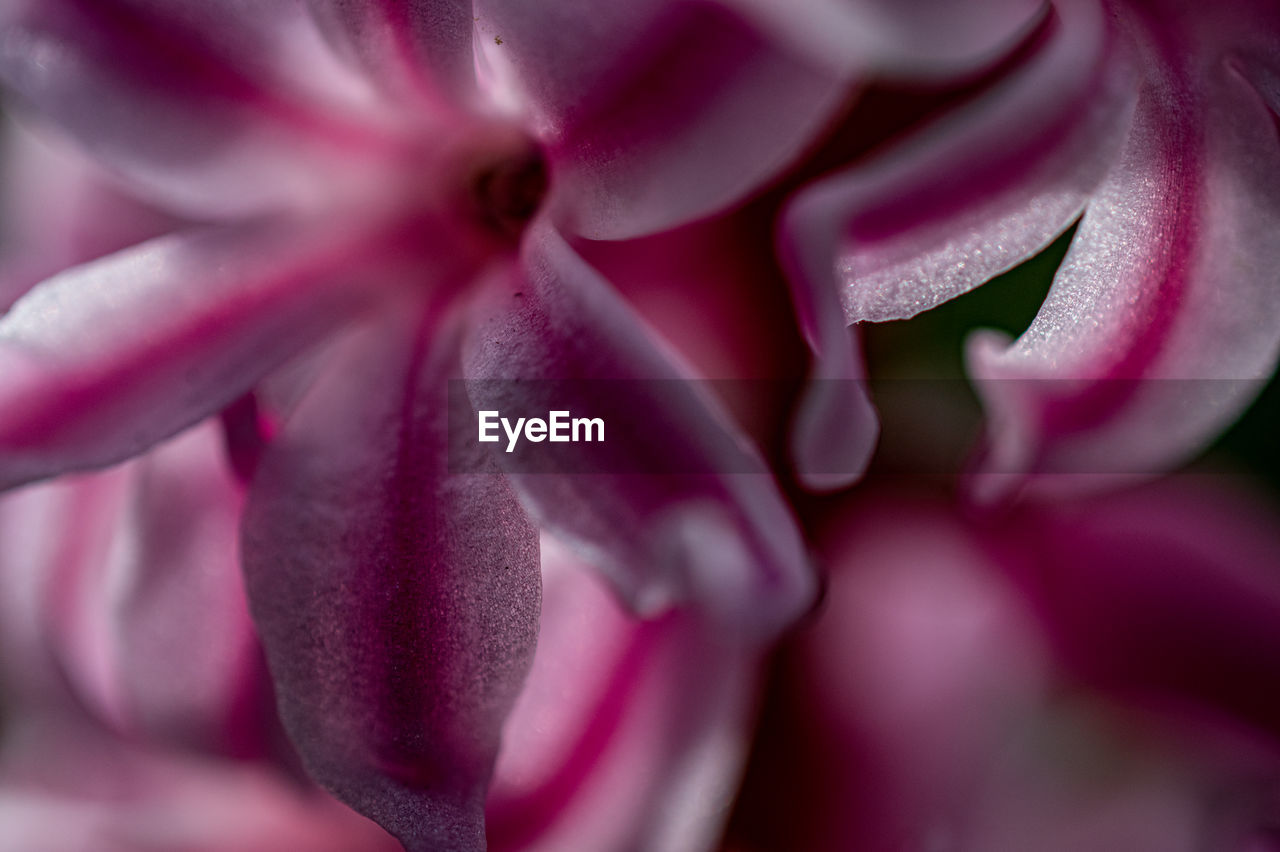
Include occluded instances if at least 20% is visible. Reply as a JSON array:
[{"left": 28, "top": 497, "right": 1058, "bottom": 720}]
[
  {"left": 780, "top": 0, "right": 1280, "bottom": 501},
  {"left": 730, "top": 479, "right": 1280, "bottom": 850},
  {"left": 0, "top": 1, "right": 840, "bottom": 846}
]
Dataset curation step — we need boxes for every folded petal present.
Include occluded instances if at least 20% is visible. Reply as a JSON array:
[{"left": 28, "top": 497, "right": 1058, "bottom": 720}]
[
  {"left": 241, "top": 302, "right": 541, "bottom": 852},
  {"left": 967, "top": 52, "right": 1280, "bottom": 499},
  {"left": 0, "top": 0, "right": 393, "bottom": 218},
  {"left": 780, "top": 0, "right": 1132, "bottom": 327},
  {"left": 463, "top": 224, "right": 814, "bottom": 639},
  {"left": 487, "top": 534, "right": 757, "bottom": 852},
  {"left": 473, "top": 0, "right": 846, "bottom": 239},
  {"left": 0, "top": 215, "right": 402, "bottom": 491},
  {"left": 307, "top": 0, "right": 477, "bottom": 111}
]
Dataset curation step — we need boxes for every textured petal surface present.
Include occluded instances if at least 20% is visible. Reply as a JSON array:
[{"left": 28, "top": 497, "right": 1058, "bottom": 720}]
[
  {"left": 0, "top": 423, "right": 271, "bottom": 757},
  {"left": 473, "top": 0, "right": 846, "bottom": 239},
  {"left": 781, "top": 0, "right": 1133, "bottom": 326},
  {"left": 487, "top": 534, "right": 757, "bottom": 852},
  {"left": 777, "top": 0, "right": 1132, "bottom": 491},
  {"left": 0, "top": 216, "right": 399, "bottom": 491},
  {"left": 463, "top": 225, "right": 814, "bottom": 638},
  {"left": 967, "top": 44, "right": 1280, "bottom": 499},
  {"left": 241, "top": 300, "right": 541, "bottom": 852},
  {"left": 0, "top": 0, "right": 391, "bottom": 217}
]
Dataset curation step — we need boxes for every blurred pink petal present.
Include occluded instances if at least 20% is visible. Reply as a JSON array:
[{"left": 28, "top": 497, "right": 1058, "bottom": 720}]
[
  {"left": 306, "top": 0, "right": 477, "bottom": 109},
  {"left": 488, "top": 534, "right": 757, "bottom": 851},
  {"left": 0, "top": 0, "right": 391, "bottom": 218},
  {"left": 464, "top": 225, "right": 814, "bottom": 636},
  {"left": 241, "top": 306, "right": 541, "bottom": 852},
  {"left": 734, "top": 479, "right": 1280, "bottom": 850},
  {"left": 0, "top": 422, "right": 271, "bottom": 757},
  {"left": 0, "top": 718, "right": 398, "bottom": 852}
]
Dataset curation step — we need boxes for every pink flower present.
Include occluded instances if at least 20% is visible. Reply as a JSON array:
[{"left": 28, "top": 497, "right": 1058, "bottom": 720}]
[
  {"left": 781, "top": 0, "right": 1280, "bottom": 500},
  {"left": 731, "top": 479, "right": 1280, "bottom": 850},
  {"left": 0, "top": 2, "right": 834, "bottom": 846}
]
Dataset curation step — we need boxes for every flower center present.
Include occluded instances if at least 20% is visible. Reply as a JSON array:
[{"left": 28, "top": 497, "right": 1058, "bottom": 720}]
[{"left": 470, "top": 144, "right": 549, "bottom": 237}]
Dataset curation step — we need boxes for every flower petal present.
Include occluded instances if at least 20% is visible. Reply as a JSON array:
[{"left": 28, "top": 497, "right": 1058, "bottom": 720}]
[
  {"left": 0, "top": 216, "right": 399, "bottom": 492},
  {"left": 462, "top": 224, "right": 814, "bottom": 639},
  {"left": 0, "top": 422, "right": 272, "bottom": 757},
  {"left": 306, "top": 0, "right": 477, "bottom": 110},
  {"left": 780, "top": 0, "right": 1132, "bottom": 327},
  {"left": 473, "top": 0, "right": 846, "bottom": 239},
  {"left": 488, "top": 534, "right": 757, "bottom": 852},
  {"left": 241, "top": 302, "right": 541, "bottom": 852},
  {"left": 723, "top": 0, "right": 1048, "bottom": 79},
  {"left": 967, "top": 53, "right": 1280, "bottom": 499},
  {"left": 0, "top": 0, "right": 391, "bottom": 218}
]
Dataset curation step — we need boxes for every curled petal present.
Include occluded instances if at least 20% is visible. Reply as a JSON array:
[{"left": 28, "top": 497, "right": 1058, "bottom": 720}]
[
  {"left": 778, "top": 0, "right": 1130, "bottom": 491},
  {"left": 0, "top": 719, "right": 399, "bottom": 852},
  {"left": 473, "top": 0, "right": 846, "bottom": 239},
  {"left": 488, "top": 535, "right": 757, "bottom": 852},
  {"left": 463, "top": 224, "right": 814, "bottom": 639},
  {"left": 241, "top": 303, "right": 541, "bottom": 852},
  {"left": 0, "top": 0, "right": 392, "bottom": 217},
  {"left": 967, "top": 56, "right": 1280, "bottom": 500},
  {"left": 0, "top": 216, "right": 402, "bottom": 491},
  {"left": 781, "top": 0, "right": 1132, "bottom": 326}
]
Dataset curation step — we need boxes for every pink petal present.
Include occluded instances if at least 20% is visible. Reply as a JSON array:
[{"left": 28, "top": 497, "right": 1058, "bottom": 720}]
[
  {"left": 306, "top": 0, "right": 477, "bottom": 111},
  {"left": 0, "top": 118, "right": 179, "bottom": 312},
  {"left": 473, "top": 0, "right": 846, "bottom": 239},
  {"left": 967, "top": 51, "right": 1280, "bottom": 500},
  {"left": 723, "top": 0, "right": 1048, "bottom": 80},
  {"left": 0, "top": 422, "right": 273, "bottom": 757},
  {"left": 487, "top": 534, "right": 757, "bottom": 852},
  {"left": 0, "top": 719, "right": 399, "bottom": 852},
  {"left": 241, "top": 302, "right": 541, "bottom": 852},
  {"left": 777, "top": 0, "right": 1131, "bottom": 491},
  {"left": 463, "top": 225, "right": 814, "bottom": 638},
  {"left": 781, "top": 0, "right": 1132, "bottom": 327},
  {"left": 0, "top": 215, "right": 403, "bottom": 491},
  {"left": 0, "top": 0, "right": 393, "bottom": 218}
]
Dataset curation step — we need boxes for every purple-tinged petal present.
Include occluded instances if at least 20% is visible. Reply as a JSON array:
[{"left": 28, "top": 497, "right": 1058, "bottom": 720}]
[
  {"left": 473, "top": 0, "right": 846, "bottom": 239},
  {"left": 463, "top": 224, "right": 814, "bottom": 639},
  {"left": 967, "top": 54, "right": 1280, "bottom": 500},
  {"left": 307, "top": 0, "right": 477, "bottom": 111},
  {"left": 723, "top": 0, "right": 1048, "bottom": 80},
  {"left": 487, "top": 534, "right": 757, "bottom": 852},
  {"left": 777, "top": 0, "right": 1131, "bottom": 491},
  {"left": 241, "top": 301, "right": 541, "bottom": 852},
  {"left": 0, "top": 215, "right": 418, "bottom": 491},
  {"left": 0, "top": 0, "right": 395, "bottom": 218}
]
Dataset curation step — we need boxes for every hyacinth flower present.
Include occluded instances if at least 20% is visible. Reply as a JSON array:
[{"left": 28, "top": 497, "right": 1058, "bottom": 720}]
[
  {"left": 0, "top": 0, "right": 950, "bottom": 845},
  {"left": 779, "top": 0, "right": 1280, "bottom": 499},
  {"left": 0, "top": 420, "right": 759, "bottom": 850},
  {"left": 731, "top": 480, "right": 1280, "bottom": 850}
]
